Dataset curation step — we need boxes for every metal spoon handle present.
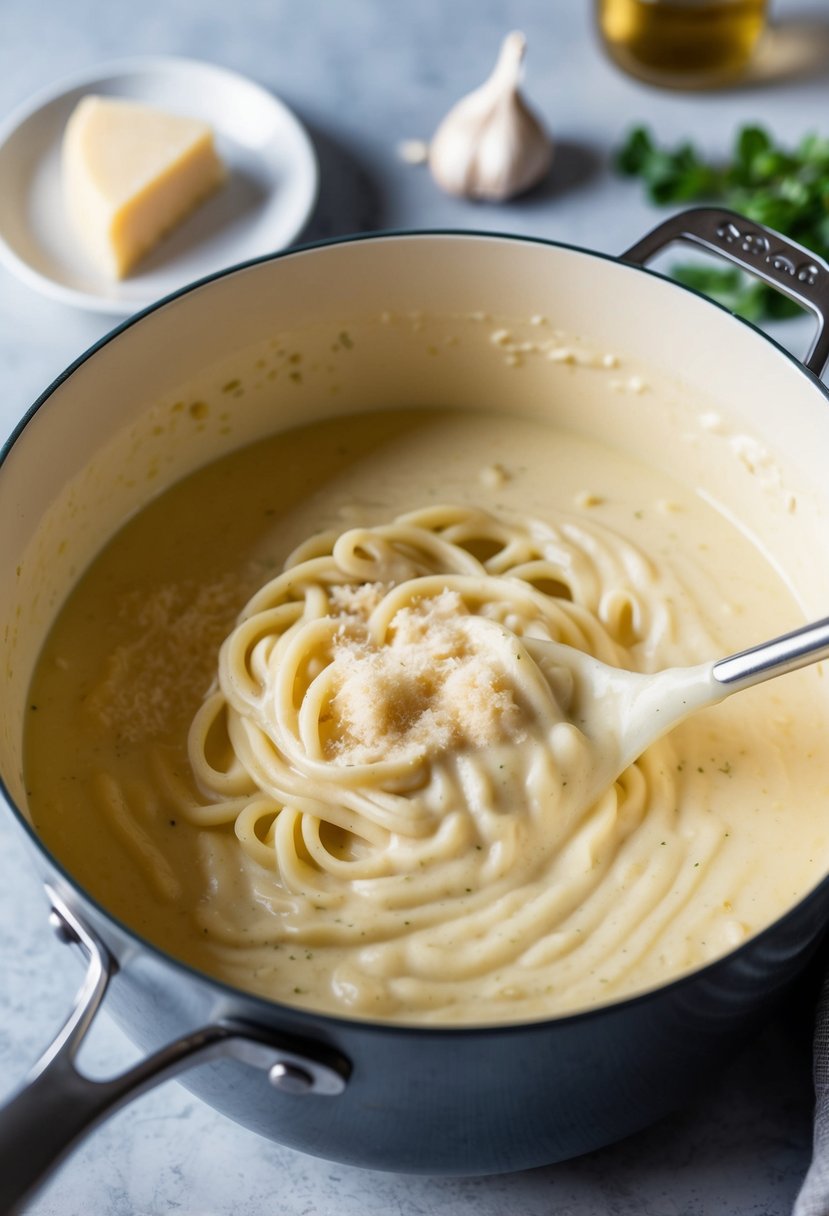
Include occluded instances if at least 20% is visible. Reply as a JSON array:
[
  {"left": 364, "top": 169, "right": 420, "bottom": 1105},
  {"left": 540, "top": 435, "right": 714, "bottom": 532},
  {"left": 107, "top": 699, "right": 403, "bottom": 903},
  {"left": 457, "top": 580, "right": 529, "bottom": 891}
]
[{"left": 712, "top": 615, "right": 829, "bottom": 693}]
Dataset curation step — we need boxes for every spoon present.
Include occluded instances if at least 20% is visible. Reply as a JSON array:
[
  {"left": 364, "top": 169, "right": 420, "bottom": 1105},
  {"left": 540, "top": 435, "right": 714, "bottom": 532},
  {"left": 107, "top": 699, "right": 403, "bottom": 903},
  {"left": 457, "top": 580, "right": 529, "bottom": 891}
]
[{"left": 521, "top": 615, "right": 829, "bottom": 802}]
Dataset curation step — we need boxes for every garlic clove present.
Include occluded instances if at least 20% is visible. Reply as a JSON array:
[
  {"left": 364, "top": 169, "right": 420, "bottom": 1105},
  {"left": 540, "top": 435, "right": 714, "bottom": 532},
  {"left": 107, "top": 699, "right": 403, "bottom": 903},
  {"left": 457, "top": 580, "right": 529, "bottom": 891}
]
[{"left": 429, "top": 31, "right": 554, "bottom": 202}]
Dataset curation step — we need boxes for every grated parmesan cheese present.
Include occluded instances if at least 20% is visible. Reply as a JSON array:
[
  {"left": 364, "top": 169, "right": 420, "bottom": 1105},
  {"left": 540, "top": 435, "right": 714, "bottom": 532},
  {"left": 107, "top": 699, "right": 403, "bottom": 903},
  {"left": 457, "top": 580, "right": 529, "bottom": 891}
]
[
  {"left": 88, "top": 574, "right": 245, "bottom": 742},
  {"left": 326, "top": 591, "right": 528, "bottom": 763}
]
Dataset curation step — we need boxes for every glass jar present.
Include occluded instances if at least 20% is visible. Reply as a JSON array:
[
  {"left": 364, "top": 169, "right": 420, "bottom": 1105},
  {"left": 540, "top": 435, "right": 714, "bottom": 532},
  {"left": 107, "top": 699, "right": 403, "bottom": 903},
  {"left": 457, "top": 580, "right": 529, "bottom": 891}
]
[{"left": 595, "top": 0, "right": 769, "bottom": 89}]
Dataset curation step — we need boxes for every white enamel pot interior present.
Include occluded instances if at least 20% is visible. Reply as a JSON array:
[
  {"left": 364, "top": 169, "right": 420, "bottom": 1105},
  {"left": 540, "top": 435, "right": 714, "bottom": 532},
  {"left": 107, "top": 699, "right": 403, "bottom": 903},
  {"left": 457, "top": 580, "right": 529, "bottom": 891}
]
[{"left": 4, "top": 209, "right": 829, "bottom": 1205}]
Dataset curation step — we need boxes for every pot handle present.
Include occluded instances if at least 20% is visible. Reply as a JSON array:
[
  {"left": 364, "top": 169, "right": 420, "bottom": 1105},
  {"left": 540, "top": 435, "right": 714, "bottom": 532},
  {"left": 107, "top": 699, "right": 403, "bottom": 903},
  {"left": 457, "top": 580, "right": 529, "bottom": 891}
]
[
  {"left": 0, "top": 887, "right": 350, "bottom": 1215},
  {"left": 621, "top": 206, "right": 829, "bottom": 378}
]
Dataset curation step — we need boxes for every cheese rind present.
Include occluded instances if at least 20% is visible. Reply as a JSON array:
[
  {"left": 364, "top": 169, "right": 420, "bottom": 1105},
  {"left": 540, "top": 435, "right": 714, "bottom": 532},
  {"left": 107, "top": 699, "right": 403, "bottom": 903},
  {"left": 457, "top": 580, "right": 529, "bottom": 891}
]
[{"left": 62, "top": 95, "right": 226, "bottom": 278}]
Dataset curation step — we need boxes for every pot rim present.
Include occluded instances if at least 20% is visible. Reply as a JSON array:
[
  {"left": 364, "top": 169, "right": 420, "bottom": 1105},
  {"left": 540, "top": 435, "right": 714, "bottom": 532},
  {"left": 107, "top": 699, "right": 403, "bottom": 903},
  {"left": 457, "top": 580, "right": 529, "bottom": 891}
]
[{"left": 4, "top": 224, "right": 829, "bottom": 1039}]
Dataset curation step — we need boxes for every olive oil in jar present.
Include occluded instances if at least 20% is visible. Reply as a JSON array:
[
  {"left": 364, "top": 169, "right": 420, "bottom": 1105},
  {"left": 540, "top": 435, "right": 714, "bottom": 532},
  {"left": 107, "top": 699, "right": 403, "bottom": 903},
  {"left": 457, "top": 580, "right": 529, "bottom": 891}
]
[{"left": 596, "top": 0, "right": 768, "bottom": 88}]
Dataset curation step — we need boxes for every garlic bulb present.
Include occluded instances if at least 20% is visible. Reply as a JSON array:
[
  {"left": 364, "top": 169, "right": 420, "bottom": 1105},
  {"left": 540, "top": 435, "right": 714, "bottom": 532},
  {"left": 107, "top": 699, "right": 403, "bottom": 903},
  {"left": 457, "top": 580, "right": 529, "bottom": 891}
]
[{"left": 429, "top": 32, "right": 553, "bottom": 202}]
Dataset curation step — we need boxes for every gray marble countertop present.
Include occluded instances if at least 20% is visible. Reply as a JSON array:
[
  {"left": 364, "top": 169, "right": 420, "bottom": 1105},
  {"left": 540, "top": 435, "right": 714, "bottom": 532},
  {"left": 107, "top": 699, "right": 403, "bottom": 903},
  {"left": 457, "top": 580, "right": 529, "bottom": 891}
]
[{"left": 2, "top": 1, "right": 829, "bottom": 1211}]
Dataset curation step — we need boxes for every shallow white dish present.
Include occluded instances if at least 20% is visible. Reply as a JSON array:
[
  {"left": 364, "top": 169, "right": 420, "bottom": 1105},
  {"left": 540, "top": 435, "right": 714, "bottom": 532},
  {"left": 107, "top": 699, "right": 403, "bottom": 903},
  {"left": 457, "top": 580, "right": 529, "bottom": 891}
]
[{"left": 0, "top": 56, "right": 319, "bottom": 315}]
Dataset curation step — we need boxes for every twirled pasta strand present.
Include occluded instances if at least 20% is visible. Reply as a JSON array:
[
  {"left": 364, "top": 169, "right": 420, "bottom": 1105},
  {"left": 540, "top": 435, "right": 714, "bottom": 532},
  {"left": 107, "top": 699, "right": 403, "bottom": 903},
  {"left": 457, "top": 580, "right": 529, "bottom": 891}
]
[{"left": 161, "top": 504, "right": 711, "bottom": 1018}]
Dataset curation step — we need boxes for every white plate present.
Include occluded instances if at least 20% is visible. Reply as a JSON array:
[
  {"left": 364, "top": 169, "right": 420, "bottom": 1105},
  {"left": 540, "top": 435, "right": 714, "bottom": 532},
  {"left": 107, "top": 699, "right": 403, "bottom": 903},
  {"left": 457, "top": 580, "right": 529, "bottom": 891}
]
[{"left": 0, "top": 56, "right": 319, "bottom": 314}]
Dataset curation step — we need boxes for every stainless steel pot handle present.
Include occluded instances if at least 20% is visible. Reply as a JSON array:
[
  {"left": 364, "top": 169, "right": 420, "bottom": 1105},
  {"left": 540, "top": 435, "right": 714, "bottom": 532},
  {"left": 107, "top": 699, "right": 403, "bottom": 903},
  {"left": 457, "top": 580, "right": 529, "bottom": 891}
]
[
  {"left": 0, "top": 887, "right": 350, "bottom": 1215},
  {"left": 622, "top": 206, "right": 829, "bottom": 377}
]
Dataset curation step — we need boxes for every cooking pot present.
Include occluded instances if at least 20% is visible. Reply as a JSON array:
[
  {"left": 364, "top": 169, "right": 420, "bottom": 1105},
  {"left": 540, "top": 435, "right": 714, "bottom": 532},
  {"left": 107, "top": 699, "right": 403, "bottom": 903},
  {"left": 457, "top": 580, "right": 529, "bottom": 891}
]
[{"left": 3, "top": 207, "right": 829, "bottom": 1212}]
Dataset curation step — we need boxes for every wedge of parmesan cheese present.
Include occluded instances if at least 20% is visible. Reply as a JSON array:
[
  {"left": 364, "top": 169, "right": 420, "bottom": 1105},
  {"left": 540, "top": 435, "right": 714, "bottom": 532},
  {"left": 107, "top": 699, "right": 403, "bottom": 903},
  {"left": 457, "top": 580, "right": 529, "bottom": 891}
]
[{"left": 62, "top": 95, "right": 226, "bottom": 278}]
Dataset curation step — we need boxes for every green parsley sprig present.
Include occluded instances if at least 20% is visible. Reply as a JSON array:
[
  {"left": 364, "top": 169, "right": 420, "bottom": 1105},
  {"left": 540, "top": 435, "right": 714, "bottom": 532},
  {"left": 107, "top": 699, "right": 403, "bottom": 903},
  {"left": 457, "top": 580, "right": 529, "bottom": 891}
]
[{"left": 617, "top": 124, "right": 829, "bottom": 322}]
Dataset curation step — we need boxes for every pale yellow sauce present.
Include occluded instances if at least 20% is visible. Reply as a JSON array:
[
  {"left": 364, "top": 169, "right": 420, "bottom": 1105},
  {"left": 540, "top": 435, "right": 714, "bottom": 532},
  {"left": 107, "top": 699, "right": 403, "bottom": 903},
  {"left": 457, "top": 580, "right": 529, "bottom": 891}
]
[{"left": 24, "top": 408, "right": 829, "bottom": 1024}]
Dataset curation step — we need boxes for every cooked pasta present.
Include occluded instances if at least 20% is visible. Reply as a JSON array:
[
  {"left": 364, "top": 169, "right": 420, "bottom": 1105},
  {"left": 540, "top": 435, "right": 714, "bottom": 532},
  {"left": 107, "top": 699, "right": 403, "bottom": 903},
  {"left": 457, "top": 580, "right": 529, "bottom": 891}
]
[
  {"left": 25, "top": 409, "right": 829, "bottom": 1024},
  {"left": 146, "top": 505, "right": 718, "bottom": 1019}
]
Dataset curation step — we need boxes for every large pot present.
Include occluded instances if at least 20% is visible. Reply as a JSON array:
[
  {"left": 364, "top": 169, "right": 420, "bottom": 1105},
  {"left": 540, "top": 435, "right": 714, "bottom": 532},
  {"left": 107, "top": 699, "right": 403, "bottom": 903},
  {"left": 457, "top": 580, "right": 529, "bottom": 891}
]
[{"left": 3, "top": 207, "right": 829, "bottom": 1211}]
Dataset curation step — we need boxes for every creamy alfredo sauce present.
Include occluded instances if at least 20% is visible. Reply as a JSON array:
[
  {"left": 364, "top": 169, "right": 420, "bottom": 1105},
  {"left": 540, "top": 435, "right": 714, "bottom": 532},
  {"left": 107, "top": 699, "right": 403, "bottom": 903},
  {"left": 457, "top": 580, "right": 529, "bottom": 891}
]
[{"left": 24, "top": 409, "right": 829, "bottom": 1024}]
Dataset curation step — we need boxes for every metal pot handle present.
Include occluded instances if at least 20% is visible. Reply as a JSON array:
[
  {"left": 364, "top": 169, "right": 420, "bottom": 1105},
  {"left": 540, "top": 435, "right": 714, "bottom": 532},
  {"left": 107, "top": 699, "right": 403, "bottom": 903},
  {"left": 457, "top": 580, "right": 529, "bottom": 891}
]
[
  {"left": 621, "top": 206, "right": 829, "bottom": 378},
  {"left": 0, "top": 887, "right": 350, "bottom": 1215}
]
